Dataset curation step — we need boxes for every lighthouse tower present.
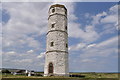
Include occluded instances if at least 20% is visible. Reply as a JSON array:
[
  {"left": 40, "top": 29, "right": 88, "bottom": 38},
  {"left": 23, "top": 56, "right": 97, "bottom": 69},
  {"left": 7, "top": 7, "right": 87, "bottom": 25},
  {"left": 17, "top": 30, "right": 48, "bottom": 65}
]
[{"left": 44, "top": 4, "right": 69, "bottom": 76}]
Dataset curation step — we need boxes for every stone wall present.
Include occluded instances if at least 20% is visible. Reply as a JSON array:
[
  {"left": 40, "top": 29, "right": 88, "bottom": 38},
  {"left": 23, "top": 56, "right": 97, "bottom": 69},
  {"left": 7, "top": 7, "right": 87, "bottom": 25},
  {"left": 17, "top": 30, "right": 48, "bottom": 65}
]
[
  {"left": 44, "top": 4, "right": 69, "bottom": 76},
  {"left": 44, "top": 52, "right": 69, "bottom": 76}
]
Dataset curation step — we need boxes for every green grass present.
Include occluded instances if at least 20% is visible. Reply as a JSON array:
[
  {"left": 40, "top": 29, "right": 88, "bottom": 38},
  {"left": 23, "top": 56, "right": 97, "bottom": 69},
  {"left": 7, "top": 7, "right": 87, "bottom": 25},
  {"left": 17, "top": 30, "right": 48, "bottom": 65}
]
[
  {"left": 70, "top": 73, "right": 119, "bottom": 78},
  {"left": 1, "top": 73, "right": 119, "bottom": 80},
  {"left": 1, "top": 78, "right": 119, "bottom": 80}
]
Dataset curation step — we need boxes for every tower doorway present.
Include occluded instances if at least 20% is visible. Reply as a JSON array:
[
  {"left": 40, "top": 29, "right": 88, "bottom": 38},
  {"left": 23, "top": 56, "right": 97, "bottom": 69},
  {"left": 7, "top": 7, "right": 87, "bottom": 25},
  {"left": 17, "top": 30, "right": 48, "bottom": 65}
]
[{"left": 48, "top": 63, "right": 53, "bottom": 74}]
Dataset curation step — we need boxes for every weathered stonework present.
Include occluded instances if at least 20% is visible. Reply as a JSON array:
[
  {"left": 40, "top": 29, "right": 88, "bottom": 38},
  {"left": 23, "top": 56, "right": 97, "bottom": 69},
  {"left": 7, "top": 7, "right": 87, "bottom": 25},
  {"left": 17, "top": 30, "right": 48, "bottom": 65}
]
[{"left": 44, "top": 4, "right": 69, "bottom": 76}]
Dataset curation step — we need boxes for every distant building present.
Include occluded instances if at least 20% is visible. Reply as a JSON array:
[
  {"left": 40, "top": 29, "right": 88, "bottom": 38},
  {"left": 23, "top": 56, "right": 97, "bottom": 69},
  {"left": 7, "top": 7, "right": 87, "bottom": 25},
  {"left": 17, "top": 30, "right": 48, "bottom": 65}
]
[
  {"left": 1, "top": 68, "right": 34, "bottom": 76},
  {"left": 28, "top": 70, "right": 35, "bottom": 76},
  {"left": 8, "top": 69, "right": 26, "bottom": 75}
]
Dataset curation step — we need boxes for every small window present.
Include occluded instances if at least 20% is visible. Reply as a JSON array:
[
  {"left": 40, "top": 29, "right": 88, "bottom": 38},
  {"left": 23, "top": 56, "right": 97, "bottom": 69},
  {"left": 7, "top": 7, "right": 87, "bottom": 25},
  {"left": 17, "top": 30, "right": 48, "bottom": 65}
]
[
  {"left": 65, "top": 11, "right": 67, "bottom": 15},
  {"left": 66, "top": 44, "right": 68, "bottom": 48},
  {"left": 65, "top": 26, "right": 67, "bottom": 30},
  {"left": 50, "top": 42, "right": 54, "bottom": 47},
  {"left": 52, "top": 8, "right": 55, "bottom": 13},
  {"left": 51, "top": 24, "right": 55, "bottom": 28}
]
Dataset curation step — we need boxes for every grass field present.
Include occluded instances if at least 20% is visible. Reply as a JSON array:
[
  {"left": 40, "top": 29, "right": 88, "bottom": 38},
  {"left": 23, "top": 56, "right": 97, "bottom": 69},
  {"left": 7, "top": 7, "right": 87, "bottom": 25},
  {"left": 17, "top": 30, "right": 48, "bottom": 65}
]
[
  {"left": 1, "top": 73, "right": 119, "bottom": 80},
  {"left": 1, "top": 78, "right": 119, "bottom": 80},
  {"left": 71, "top": 72, "right": 119, "bottom": 78}
]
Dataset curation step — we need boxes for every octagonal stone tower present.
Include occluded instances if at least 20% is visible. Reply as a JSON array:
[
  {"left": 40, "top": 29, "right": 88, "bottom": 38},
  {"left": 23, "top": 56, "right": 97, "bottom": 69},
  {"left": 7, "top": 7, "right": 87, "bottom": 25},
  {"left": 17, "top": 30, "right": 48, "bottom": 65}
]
[{"left": 44, "top": 4, "right": 69, "bottom": 76}]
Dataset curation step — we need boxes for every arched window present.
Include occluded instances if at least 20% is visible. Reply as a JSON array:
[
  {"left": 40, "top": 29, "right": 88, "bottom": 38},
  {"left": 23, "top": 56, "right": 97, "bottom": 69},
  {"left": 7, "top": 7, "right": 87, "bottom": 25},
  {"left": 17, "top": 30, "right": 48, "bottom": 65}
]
[
  {"left": 48, "top": 63, "right": 53, "bottom": 73},
  {"left": 52, "top": 8, "right": 55, "bottom": 13}
]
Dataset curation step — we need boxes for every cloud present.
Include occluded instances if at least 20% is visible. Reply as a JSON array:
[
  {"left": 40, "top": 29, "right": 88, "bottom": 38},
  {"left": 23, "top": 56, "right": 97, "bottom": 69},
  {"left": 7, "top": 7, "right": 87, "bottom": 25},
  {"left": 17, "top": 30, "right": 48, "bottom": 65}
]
[
  {"left": 69, "top": 4, "right": 118, "bottom": 71},
  {"left": 69, "top": 36, "right": 117, "bottom": 52},
  {"left": 69, "top": 36, "right": 118, "bottom": 72},
  {"left": 86, "top": 44, "right": 96, "bottom": 48},
  {"left": 2, "top": 50, "right": 45, "bottom": 70},
  {"left": 27, "top": 50, "right": 34, "bottom": 53},
  {"left": 69, "top": 43, "right": 87, "bottom": 51},
  {"left": 84, "top": 13, "right": 90, "bottom": 18},
  {"left": 109, "top": 4, "right": 118, "bottom": 14},
  {"left": 69, "top": 23, "right": 100, "bottom": 42},
  {"left": 92, "top": 11, "right": 107, "bottom": 25},
  {"left": 96, "top": 36, "right": 118, "bottom": 48},
  {"left": 101, "top": 15, "right": 117, "bottom": 23},
  {"left": 2, "top": 2, "right": 50, "bottom": 47},
  {"left": 71, "top": 36, "right": 117, "bottom": 57},
  {"left": 2, "top": 2, "right": 78, "bottom": 71},
  {"left": 90, "top": 4, "right": 118, "bottom": 37},
  {"left": 5, "top": 51, "right": 16, "bottom": 55},
  {"left": 3, "top": 2, "right": 103, "bottom": 44},
  {"left": 2, "top": 2, "right": 79, "bottom": 49},
  {"left": 2, "top": 2, "right": 118, "bottom": 72},
  {"left": 37, "top": 52, "right": 45, "bottom": 59},
  {"left": 2, "top": 2, "right": 51, "bottom": 70},
  {"left": 81, "top": 58, "right": 96, "bottom": 63}
]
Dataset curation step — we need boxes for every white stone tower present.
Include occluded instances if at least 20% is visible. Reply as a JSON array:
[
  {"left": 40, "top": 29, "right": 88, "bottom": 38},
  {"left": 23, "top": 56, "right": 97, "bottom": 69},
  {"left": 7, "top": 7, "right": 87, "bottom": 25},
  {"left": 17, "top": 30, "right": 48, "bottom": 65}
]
[{"left": 44, "top": 4, "right": 69, "bottom": 76}]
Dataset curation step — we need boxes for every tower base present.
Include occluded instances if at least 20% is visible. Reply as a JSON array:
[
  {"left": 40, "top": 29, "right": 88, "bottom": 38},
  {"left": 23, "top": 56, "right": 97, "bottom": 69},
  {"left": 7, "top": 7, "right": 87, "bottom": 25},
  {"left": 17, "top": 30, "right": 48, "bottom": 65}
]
[{"left": 44, "top": 73, "right": 69, "bottom": 77}]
